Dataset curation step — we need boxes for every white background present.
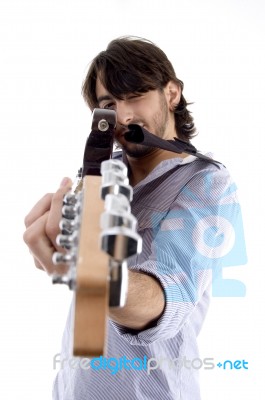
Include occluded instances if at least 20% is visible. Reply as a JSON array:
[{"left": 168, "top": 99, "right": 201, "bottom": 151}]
[{"left": 0, "top": 0, "right": 264, "bottom": 399}]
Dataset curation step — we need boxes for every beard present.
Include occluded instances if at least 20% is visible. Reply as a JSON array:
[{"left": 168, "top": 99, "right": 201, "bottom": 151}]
[{"left": 115, "top": 92, "right": 169, "bottom": 158}]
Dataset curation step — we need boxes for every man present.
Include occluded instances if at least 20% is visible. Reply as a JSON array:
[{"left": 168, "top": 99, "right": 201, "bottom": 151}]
[{"left": 24, "top": 37, "right": 241, "bottom": 399}]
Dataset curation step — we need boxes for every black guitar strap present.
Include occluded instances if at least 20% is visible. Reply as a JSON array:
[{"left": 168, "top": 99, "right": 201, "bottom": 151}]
[{"left": 125, "top": 124, "right": 224, "bottom": 169}]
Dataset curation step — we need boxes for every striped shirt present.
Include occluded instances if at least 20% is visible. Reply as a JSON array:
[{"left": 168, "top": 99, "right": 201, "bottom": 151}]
[{"left": 53, "top": 153, "right": 240, "bottom": 399}]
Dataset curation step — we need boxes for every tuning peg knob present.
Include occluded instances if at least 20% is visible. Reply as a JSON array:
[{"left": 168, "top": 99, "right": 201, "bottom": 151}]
[
  {"left": 63, "top": 193, "right": 78, "bottom": 206},
  {"left": 52, "top": 274, "right": 75, "bottom": 289},
  {"left": 59, "top": 216, "right": 80, "bottom": 234},
  {"left": 56, "top": 231, "right": 78, "bottom": 249},
  {"left": 52, "top": 251, "right": 77, "bottom": 265},
  {"left": 104, "top": 193, "right": 130, "bottom": 213},
  {"left": 100, "top": 160, "right": 133, "bottom": 200},
  {"left": 62, "top": 204, "right": 80, "bottom": 220},
  {"left": 101, "top": 159, "right": 128, "bottom": 177},
  {"left": 101, "top": 212, "right": 137, "bottom": 231},
  {"left": 101, "top": 170, "right": 129, "bottom": 186}
]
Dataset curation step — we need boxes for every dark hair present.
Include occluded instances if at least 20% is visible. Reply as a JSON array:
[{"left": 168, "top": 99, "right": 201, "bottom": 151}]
[{"left": 82, "top": 37, "right": 196, "bottom": 141}]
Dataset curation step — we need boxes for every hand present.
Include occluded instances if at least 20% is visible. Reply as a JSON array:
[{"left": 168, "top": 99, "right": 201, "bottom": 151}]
[{"left": 23, "top": 177, "right": 73, "bottom": 275}]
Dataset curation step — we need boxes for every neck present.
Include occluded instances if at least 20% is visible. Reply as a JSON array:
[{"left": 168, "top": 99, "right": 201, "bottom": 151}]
[{"left": 127, "top": 148, "right": 187, "bottom": 187}]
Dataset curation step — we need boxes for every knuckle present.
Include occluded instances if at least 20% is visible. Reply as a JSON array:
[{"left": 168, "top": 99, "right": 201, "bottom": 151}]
[
  {"left": 23, "top": 227, "right": 37, "bottom": 246},
  {"left": 45, "top": 221, "right": 59, "bottom": 240},
  {"left": 24, "top": 214, "right": 31, "bottom": 228}
]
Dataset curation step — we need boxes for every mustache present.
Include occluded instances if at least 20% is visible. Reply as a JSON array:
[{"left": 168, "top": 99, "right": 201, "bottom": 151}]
[{"left": 115, "top": 122, "right": 144, "bottom": 135}]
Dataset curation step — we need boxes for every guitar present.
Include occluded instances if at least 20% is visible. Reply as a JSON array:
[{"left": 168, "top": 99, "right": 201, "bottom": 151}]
[{"left": 52, "top": 109, "right": 142, "bottom": 357}]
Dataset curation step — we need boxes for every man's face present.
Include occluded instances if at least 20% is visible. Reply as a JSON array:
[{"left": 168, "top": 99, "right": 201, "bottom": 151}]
[{"left": 95, "top": 78, "right": 174, "bottom": 158}]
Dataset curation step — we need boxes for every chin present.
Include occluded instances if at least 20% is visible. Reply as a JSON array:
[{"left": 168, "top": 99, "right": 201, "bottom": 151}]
[{"left": 123, "top": 144, "right": 154, "bottom": 158}]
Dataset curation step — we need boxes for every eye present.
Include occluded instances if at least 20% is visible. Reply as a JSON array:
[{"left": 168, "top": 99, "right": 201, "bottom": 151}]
[
  {"left": 102, "top": 102, "right": 116, "bottom": 110},
  {"left": 128, "top": 94, "right": 140, "bottom": 99}
]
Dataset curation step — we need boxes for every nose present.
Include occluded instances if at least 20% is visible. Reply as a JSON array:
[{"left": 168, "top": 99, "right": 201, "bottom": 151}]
[{"left": 116, "top": 100, "right": 134, "bottom": 127}]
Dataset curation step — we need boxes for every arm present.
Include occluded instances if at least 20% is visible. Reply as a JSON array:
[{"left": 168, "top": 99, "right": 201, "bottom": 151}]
[
  {"left": 109, "top": 165, "right": 242, "bottom": 345},
  {"left": 109, "top": 270, "right": 165, "bottom": 330}
]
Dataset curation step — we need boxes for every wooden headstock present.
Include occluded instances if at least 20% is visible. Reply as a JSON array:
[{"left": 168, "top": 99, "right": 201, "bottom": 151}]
[{"left": 52, "top": 109, "right": 142, "bottom": 357}]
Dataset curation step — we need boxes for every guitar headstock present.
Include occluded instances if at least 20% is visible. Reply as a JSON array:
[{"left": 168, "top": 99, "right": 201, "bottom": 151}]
[{"left": 52, "top": 110, "right": 142, "bottom": 357}]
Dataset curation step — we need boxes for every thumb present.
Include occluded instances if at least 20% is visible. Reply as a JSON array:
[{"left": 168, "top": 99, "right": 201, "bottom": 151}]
[{"left": 60, "top": 177, "right": 72, "bottom": 188}]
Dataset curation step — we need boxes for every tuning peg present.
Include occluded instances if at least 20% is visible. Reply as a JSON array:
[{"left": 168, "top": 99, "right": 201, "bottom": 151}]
[
  {"left": 101, "top": 212, "right": 137, "bottom": 231},
  {"left": 101, "top": 227, "right": 142, "bottom": 260},
  {"left": 101, "top": 169, "right": 129, "bottom": 187},
  {"left": 101, "top": 183, "right": 132, "bottom": 201},
  {"left": 63, "top": 193, "right": 78, "bottom": 205},
  {"left": 52, "top": 274, "right": 75, "bottom": 290},
  {"left": 56, "top": 231, "right": 78, "bottom": 249},
  {"left": 101, "top": 195, "right": 137, "bottom": 229},
  {"left": 100, "top": 159, "right": 133, "bottom": 201},
  {"left": 62, "top": 204, "right": 80, "bottom": 220},
  {"left": 109, "top": 259, "right": 128, "bottom": 307},
  {"left": 101, "top": 159, "right": 128, "bottom": 177},
  {"left": 59, "top": 216, "right": 80, "bottom": 234},
  {"left": 52, "top": 251, "right": 77, "bottom": 265},
  {"left": 104, "top": 193, "right": 130, "bottom": 212}
]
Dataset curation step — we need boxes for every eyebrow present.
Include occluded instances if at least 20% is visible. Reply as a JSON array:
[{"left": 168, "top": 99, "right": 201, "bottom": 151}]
[{"left": 97, "top": 95, "right": 114, "bottom": 104}]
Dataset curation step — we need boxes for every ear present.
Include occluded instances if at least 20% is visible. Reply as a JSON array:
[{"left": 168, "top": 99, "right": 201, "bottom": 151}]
[{"left": 164, "top": 81, "right": 182, "bottom": 111}]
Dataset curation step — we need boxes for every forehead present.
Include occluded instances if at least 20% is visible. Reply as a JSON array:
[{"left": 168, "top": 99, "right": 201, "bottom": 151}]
[{"left": 95, "top": 78, "right": 110, "bottom": 100}]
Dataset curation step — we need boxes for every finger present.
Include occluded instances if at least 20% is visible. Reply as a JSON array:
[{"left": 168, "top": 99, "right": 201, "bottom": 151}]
[
  {"left": 34, "top": 257, "right": 45, "bottom": 271},
  {"left": 27, "top": 248, "right": 45, "bottom": 270},
  {"left": 23, "top": 212, "right": 57, "bottom": 274},
  {"left": 32, "top": 241, "right": 69, "bottom": 276},
  {"left": 33, "top": 234, "right": 69, "bottom": 275},
  {"left": 24, "top": 177, "right": 72, "bottom": 229},
  {"left": 24, "top": 193, "right": 53, "bottom": 228}
]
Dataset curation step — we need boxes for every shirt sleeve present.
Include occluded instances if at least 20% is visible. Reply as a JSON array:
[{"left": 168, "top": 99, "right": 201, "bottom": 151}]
[{"left": 110, "top": 164, "right": 243, "bottom": 345}]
